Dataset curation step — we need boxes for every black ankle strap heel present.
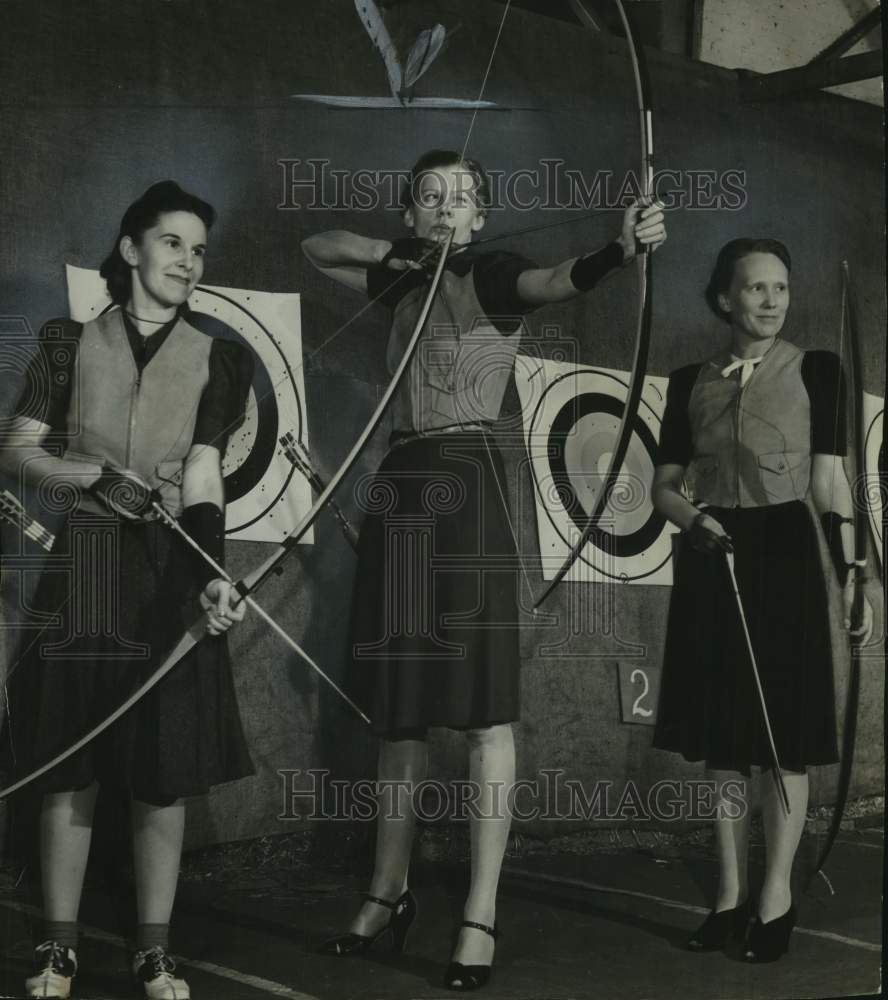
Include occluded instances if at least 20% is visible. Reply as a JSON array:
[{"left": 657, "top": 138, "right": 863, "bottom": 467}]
[
  {"left": 444, "top": 920, "right": 499, "bottom": 991},
  {"left": 319, "top": 889, "right": 417, "bottom": 957}
]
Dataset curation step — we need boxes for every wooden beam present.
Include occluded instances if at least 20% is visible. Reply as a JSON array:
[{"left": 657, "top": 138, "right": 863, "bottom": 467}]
[
  {"left": 739, "top": 49, "right": 883, "bottom": 102},
  {"left": 658, "top": 0, "right": 697, "bottom": 57},
  {"left": 808, "top": 5, "right": 882, "bottom": 64},
  {"left": 689, "top": 0, "right": 705, "bottom": 61}
]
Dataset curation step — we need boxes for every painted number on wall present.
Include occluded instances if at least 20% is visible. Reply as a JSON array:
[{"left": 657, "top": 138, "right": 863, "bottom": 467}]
[{"left": 617, "top": 663, "right": 661, "bottom": 726}]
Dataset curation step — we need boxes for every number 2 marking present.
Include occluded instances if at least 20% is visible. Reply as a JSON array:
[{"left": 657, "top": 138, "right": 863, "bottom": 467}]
[{"left": 630, "top": 668, "right": 653, "bottom": 718}]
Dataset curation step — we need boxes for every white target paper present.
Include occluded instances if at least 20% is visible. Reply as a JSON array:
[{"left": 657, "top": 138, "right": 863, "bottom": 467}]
[
  {"left": 66, "top": 265, "right": 311, "bottom": 544},
  {"left": 863, "top": 390, "right": 884, "bottom": 569},
  {"left": 515, "top": 355, "right": 679, "bottom": 586}
]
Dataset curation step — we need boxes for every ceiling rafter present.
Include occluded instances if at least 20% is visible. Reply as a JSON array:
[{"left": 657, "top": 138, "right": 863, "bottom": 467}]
[{"left": 740, "top": 48, "right": 883, "bottom": 102}]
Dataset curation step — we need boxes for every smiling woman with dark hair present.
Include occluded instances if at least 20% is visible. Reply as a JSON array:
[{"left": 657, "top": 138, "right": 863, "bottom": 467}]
[
  {"left": 99, "top": 180, "right": 216, "bottom": 305},
  {"left": 651, "top": 238, "right": 873, "bottom": 964},
  {"left": 1, "top": 180, "right": 254, "bottom": 1000}
]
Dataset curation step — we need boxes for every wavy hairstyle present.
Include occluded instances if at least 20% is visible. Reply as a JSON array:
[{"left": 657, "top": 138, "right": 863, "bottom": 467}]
[{"left": 99, "top": 181, "right": 216, "bottom": 305}]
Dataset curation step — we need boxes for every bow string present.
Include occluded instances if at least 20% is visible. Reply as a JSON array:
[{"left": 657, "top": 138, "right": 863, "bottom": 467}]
[
  {"left": 1, "top": 0, "right": 516, "bottom": 795},
  {"left": 0, "top": 232, "right": 455, "bottom": 797}
]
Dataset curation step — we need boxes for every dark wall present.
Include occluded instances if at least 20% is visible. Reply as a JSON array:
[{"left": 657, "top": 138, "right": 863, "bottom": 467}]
[{"left": 0, "top": 0, "right": 883, "bottom": 846}]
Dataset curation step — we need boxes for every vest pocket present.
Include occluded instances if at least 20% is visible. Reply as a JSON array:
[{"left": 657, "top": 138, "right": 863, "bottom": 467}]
[{"left": 757, "top": 451, "right": 803, "bottom": 501}]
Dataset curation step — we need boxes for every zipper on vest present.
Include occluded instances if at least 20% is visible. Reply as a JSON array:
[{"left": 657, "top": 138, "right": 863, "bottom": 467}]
[{"left": 126, "top": 374, "right": 141, "bottom": 467}]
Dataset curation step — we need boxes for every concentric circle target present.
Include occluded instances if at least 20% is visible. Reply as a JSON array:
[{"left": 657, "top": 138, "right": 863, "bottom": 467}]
[
  {"left": 863, "top": 398, "right": 884, "bottom": 566},
  {"left": 527, "top": 367, "right": 672, "bottom": 583},
  {"left": 98, "top": 288, "right": 306, "bottom": 537},
  {"left": 187, "top": 287, "right": 304, "bottom": 534}
]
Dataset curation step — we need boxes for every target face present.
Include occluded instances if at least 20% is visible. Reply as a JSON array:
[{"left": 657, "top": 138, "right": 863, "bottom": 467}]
[
  {"left": 66, "top": 265, "right": 312, "bottom": 543},
  {"left": 515, "top": 356, "right": 678, "bottom": 585},
  {"left": 863, "top": 390, "right": 884, "bottom": 569}
]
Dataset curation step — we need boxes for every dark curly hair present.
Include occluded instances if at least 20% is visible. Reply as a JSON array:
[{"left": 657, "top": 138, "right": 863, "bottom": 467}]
[
  {"left": 400, "top": 149, "right": 490, "bottom": 217},
  {"left": 704, "top": 238, "right": 792, "bottom": 323},
  {"left": 99, "top": 181, "right": 215, "bottom": 305}
]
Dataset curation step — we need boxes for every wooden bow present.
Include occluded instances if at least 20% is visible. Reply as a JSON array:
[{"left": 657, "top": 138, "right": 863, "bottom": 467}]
[
  {"left": 0, "top": 232, "right": 454, "bottom": 799},
  {"left": 809, "top": 260, "right": 869, "bottom": 885},
  {"left": 534, "top": 0, "right": 655, "bottom": 607}
]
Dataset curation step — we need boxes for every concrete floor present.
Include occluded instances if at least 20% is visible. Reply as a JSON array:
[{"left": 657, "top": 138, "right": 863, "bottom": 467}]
[{"left": 0, "top": 826, "right": 882, "bottom": 1000}]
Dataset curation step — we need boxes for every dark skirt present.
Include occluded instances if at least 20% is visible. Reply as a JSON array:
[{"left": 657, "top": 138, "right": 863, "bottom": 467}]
[
  {"left": 348, "top": 431, "right": 521, "bottom": 735},
  {"left": 5, "top": 513, "right": 254, "bottom": 800},
  {"left": 652, "top": 501, "right": 838, "bottom": 772}
]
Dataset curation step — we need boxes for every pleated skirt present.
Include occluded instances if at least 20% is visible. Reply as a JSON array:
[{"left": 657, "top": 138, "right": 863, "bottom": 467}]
[
  {"left": 652, "top": 501, "right": 838, "bottom": 772},
  {"left": 5, "top": 513, "right": 254, "bottom": 800},
  {"left": 348, "top": 431, "right": 521, "bottom": 735}
]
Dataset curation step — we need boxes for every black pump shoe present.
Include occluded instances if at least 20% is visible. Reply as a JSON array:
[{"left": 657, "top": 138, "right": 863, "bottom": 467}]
[
  {"left": 319, "top": 890, "right": 416, "bottom": 956},
  {"left": 687, "top": 898, "right": 752, "bottom": 951},
  {"left": 444, "top": 920, "right": 498, "bottom": 992},
  {"left": 743, "top": 903, "right": 796, "bottom": 963}
]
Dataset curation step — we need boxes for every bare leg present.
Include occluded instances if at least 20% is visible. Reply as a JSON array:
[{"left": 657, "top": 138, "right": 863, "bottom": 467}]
[
  {"left": 709, "top": 769, "right": 751, "bottom": 912},
  {"left": 450, "top": 723, "right": 515, "bottom": 973},
  {"left": 40, "top": 785, "right": 99, "bottom": 921},
  {"left": 758, "top": 769, "right": 808, "bottom": 922},
  {"left": 131, "top": 799, "right": 185, "bottom": 925},
  {"left": 349, "top": 736, "right": 428, "bottom": 937}
]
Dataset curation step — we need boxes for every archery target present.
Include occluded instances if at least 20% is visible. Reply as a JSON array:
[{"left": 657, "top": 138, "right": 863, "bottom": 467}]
[
  {"left": 863, "top": 390, "right": 884, "bottom": 569},
  {"left": 66, "top": 265, "right": 311, "bottom": 544},
  {"left": 514, "top": 355, "right": 678, "bottom": 586}
]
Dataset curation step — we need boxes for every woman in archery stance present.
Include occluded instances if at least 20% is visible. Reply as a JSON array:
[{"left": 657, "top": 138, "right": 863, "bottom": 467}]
[
  {"left": 302, "top": 149, "right": 665, "bottom": 990},
  {"left": 651, "top": 238, "right": 873, "bottom": 962},
  {"left": 1, "top": 181, "right": 254, "bottom": 999}
]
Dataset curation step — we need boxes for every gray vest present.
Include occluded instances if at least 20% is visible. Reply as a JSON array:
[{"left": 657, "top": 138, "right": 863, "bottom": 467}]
[
  {"left": 685, "top": 338, "right": 812, "bottom": 508},
  {"left": 387, "top": 268, "right": 524, "bottom": 433},
  {"left": 67, "top": 309, "right": 212, "bottom": 515}
]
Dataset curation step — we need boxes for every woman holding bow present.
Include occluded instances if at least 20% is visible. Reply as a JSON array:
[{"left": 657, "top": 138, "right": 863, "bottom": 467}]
[
  {"left": 2, "top": 180, "right": 254, "bottom": 999},
  {"left": 651, "top": 237, "right": 873, "bottom": 962}
]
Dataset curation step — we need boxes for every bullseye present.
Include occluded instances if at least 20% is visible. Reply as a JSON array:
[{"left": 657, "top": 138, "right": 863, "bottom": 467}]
[{"left": 516, "top": 360, "right": 679, "bottom": 585}]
